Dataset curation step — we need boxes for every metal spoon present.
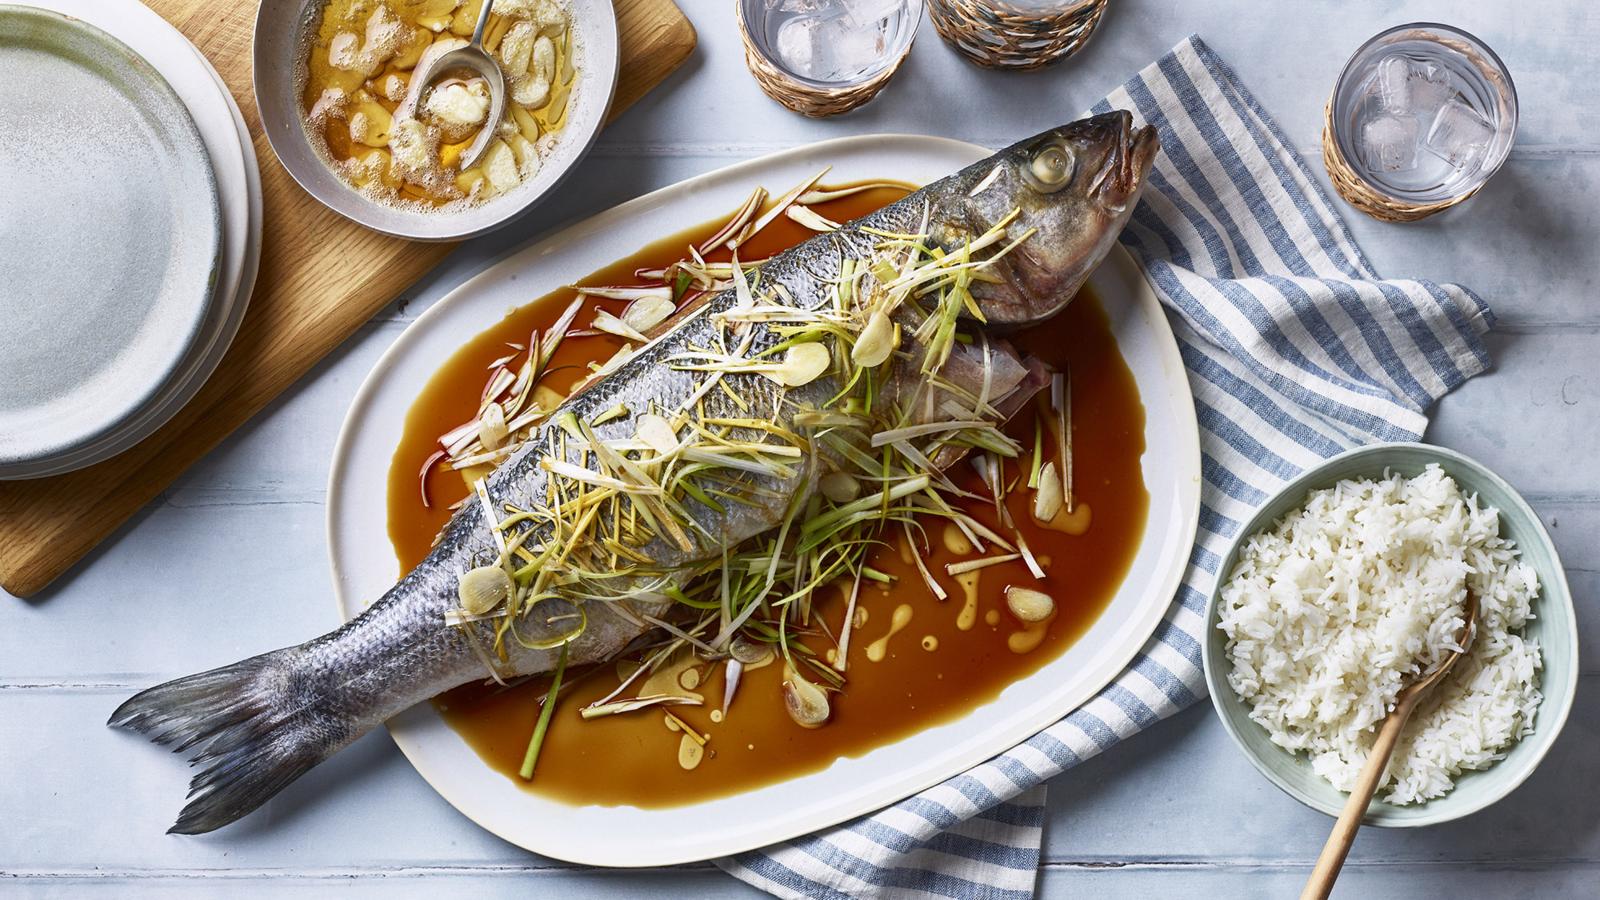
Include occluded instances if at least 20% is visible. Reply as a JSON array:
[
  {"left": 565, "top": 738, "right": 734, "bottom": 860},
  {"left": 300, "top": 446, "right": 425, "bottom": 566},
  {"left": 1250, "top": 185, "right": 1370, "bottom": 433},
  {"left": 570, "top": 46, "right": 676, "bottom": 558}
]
[
  {"left": 396, "top": 0, "right": 506, "bottom": 172},
  {"left": 1300, "top": 591, "right": 1480, "bottom": 900}
]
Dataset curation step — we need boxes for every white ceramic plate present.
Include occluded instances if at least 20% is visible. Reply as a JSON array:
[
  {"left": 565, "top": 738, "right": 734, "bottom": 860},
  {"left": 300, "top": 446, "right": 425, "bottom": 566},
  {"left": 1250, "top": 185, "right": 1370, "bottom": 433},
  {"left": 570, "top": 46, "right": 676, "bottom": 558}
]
[
  {"left": 327, "top": 136, "right": 1201, "bottom": 866},
  {"left": 0, "top": 5, "right": 221, "bottom": 475},
  {"left": 11, "top": 0, "right": 262, "bottom": 478}
]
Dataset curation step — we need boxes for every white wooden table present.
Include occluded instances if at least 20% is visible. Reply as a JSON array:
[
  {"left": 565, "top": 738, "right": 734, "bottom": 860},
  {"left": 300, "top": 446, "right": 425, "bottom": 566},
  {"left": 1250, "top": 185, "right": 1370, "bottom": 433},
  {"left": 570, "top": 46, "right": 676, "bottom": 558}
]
[{"left": 4, "top": 1, "right": 1596, "bottom": 896}]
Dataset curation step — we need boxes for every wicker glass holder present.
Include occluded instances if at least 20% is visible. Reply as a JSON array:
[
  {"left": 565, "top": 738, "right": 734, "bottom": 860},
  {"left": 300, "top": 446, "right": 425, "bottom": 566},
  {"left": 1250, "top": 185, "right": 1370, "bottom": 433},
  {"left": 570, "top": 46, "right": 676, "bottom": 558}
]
[
  {"left": 1321, "top": 99, "right": 1477, "bottom": 223},
  {"left": 736, "top": 2, "right": 921, "bottom": 118},
  {"left": 928, "top": 0, "right": 1107, "bottom": 70}
]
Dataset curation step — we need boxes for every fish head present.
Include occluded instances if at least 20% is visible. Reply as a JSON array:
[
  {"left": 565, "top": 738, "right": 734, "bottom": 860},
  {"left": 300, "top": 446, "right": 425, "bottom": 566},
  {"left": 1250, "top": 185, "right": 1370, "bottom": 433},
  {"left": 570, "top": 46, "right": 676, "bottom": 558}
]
[{"left": 949, "top": 111, "right": 1160, "bottom": 327}]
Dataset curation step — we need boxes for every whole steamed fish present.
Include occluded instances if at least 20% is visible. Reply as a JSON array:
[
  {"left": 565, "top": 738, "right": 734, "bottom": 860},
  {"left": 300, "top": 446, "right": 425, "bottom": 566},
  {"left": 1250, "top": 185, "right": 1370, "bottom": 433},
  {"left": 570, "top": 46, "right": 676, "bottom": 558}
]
[{"left": 112, "top": 112, "right": 1158, "bottom": 833}]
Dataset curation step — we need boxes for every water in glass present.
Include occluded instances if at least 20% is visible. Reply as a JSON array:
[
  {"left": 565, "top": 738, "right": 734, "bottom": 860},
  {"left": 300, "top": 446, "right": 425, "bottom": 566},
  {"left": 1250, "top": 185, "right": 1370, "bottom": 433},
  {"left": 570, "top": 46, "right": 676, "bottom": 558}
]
[
  {"left": 750, "top": 0, "right": 918, "bottom": 85},
  {"left": 1334, "top": 27, "right": 1517, "bottom": 204}
]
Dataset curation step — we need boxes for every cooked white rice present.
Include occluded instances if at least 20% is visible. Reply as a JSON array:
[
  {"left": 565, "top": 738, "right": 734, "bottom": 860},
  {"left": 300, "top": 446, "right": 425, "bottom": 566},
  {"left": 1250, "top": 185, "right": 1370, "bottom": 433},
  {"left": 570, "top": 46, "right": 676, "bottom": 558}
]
[{"left": 1218, "top": 464, "right": 1542, "bottom": 804}]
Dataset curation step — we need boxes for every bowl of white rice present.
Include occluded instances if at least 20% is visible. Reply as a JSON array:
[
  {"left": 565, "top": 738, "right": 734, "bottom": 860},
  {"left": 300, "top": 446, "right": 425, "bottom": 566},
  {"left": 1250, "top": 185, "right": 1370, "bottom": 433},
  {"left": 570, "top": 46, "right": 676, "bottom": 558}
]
[{"left": 1203, "top": 442, "right": 1578, "bottom": 826}]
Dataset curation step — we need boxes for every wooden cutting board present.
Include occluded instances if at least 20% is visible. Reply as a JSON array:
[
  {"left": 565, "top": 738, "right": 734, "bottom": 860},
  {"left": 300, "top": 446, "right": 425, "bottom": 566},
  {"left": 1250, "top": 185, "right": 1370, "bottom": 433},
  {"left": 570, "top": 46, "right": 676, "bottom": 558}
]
[{"left": 0, "top": 0, "right": 696, "bottom": 597}]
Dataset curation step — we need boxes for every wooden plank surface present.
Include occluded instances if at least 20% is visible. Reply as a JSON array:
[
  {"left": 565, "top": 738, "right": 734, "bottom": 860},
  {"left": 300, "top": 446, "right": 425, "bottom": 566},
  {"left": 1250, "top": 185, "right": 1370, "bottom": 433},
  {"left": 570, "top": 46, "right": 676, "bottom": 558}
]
[{"left": 0, "top": 0, "right": 695, "bottom": 597}]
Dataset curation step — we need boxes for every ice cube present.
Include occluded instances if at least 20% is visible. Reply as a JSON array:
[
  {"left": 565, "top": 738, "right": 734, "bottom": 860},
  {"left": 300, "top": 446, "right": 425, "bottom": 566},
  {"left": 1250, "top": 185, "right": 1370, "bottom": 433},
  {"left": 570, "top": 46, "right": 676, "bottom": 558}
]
[
  {"left": 776, "top": 9, "right": 884, "bottom": 82},
  {"left": 1423, "top": 97, "right": 1495, "bottom": 170},
  {"left": 844, "top": 0, "right": 904, "bottom": 27},
  {"left": 813, "top": 14, "right": 882, "bottom": 81},
  {"left": 1372, "top": 55, "right": 1412, "bottom": 112},
  {"left": 775, "top": 14, "right": 828, "bottom": 78},
  {"left": 1359, "top": 114, "right": 1421, "bottom": 174},
  {"left": 1407, "top": 61, "right": 1458, "bottom": 113}
]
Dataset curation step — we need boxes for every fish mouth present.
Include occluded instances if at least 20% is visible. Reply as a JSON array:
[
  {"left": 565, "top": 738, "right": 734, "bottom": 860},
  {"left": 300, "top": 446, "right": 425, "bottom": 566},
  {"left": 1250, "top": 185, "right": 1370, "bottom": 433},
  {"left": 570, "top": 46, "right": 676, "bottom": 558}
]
[{"left": 1089, "top": 114, "right": 1159, "bottom": 210}]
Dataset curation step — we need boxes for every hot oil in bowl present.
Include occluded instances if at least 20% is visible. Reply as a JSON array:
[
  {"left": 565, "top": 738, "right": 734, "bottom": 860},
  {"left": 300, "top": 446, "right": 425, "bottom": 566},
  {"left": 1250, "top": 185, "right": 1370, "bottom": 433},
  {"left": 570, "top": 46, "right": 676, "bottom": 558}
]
[
  {"left": 299, "top": 0, "right": 576, "bottom": 209},
  {"left": 385, "top": 184, "right": 1151, "bottom": 807}
]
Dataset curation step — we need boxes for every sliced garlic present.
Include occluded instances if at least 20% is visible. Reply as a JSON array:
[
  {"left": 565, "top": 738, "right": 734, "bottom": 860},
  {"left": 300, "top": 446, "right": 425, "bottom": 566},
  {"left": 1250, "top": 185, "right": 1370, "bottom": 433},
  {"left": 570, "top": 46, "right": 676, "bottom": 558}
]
[
  {"left": 622, "top": 296, "right": 676, "bottom": 335},
  {"left": 511, "top": 73, "right": 551, "bottom": 109},
  {"left": 392, "top": 27, "right": 432, "bottom": 69},
  {"left": 350, "top": 101, "right": 393, "bottom": 147},
  {"left": 770, "top": 342, "right": 831, "bottom": 387},
  {"left": 510, "top": 35, "right": 556, "bottom": 109},
  {"left": 455, "top": 167, "right": 485, "bottom": 196},
  {"left": 448, "top": 2, "right": 478, "bottom": 36},
  {"left": 1005, "top": 585, "right": 1055, "bottom": 623},
  {"left": 458, "top": 565, "right": 514, "bottom": 615},
  {"left": 852, "top": 309, "right": 896, "bottom": 367},
  {"left": 307, "top": 87, "right": 349, "bottom": 125},
  {"left": 388, "top": 117, "right": 434, "bottom": 171},
  {"left": 511, "top": 103, "right": 541, "bottom": 142},
  {"left": 508, "top": 133, "right": 537, "bottom": 168},
  {"left": 819, "top": 471, "right": 861, "bottom": 504},
  {"left": 635, "top": 413, "right": 679, "bottom": 455},
  {"left": 482, "top": 140, "right": 520, "bottom": 193},
  {"left": 415, "top": 0, "right": 461, "bottom": 33},
  {"left": 478, "top": 401, "right": 508, "bottom": 450},
  {"left": 380, "top": 73, "right": 408, "bottom": 103},
  {"left": 729, "top": 634, "right": 774, "bottom": 666},
  {"left": 424, "top": 81, "right": 490, "bottom": 131},
  {"left": 327, "top": 32, "right": 362, "bottom": 70},
  {"left": 782, "top": 666, "right": 830, "bottom": 728},
  {"left": 1033, "top": 461, "right": 1064, "bottom": 523},
  {"left": 530, "top": 34, "right": 556, "bottom": 83},
  {"left": 499, "top": 21, "right": 535, "bottom": 74}
]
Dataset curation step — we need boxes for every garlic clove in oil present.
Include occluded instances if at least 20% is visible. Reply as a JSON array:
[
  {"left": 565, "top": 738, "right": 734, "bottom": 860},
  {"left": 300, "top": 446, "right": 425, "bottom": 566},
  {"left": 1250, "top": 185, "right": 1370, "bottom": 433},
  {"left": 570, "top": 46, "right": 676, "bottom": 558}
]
[
  {"left": 782, "top": 665, "right": 830, "bottom": 729},
  {"left": 457, "top": 565, "right": 514, "bottom": 615},
  {"left": 1005, "top": 585, "right": 1055, "bottom": 623}
]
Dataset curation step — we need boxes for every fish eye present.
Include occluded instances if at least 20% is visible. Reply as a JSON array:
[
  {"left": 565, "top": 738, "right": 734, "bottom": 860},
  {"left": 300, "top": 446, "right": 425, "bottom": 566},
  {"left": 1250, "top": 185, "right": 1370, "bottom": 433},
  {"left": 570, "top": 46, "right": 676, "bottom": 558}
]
[{"left": 1024, "top": 143, "right": 1075, "bottom": 192}]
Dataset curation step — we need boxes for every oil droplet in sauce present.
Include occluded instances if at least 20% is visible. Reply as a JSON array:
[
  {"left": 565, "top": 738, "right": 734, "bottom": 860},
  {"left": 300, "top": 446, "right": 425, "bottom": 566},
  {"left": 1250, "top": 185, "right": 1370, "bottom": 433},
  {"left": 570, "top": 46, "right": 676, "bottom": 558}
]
[
  {"left": 942, "top": 523, "right": 975, "bottom": 555},
  {"left": 865, "top": 604, "right": 914, "bottom": 662},
  {"left": 985, "top": 609, "right": 1001, "bottom": 627},
  {"left": 386, "top": 182, "right": 1150, "bottom": 808},
  {"left": 956, "top": 570, "right": 981, "bottom": 631},
  {"left": 1038, "top": 502, "right": 1093, "bottom": 535},
  {"left": 615, "top": 659, "right": 639, "bottom": 682},
  {"left": 678, "top": 734, "right": 704, "bottom": 770},
  {"left": 640, "top": 649, "right": 702, "bottom": 702},
  {"left": 921, "top": 635, "right": 939, "bottom": 652},
  {"left": 1008, "top": 614, "right": 1056, "bottom": 654}
]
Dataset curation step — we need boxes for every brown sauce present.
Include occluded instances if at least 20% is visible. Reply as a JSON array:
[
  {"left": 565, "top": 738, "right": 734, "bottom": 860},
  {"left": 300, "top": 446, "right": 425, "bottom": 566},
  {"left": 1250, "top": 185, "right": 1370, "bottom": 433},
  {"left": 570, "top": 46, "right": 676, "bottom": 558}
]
[{"left": 384, "top": 183, "right": 1150, "bottom": 807}]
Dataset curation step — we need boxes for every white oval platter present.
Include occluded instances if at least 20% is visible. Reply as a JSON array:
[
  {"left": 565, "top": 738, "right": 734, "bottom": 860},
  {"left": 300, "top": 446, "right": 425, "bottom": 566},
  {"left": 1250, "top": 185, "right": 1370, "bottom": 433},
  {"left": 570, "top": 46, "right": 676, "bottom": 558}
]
[{"left": 327, "top": 135, "right": 1200, "bottom": 867}]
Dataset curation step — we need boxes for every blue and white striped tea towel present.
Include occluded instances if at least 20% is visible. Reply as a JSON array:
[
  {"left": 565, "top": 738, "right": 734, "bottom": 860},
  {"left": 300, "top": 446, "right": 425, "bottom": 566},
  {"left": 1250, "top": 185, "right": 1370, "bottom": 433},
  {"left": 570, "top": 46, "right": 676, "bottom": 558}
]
[{"left": 719, "top": 35, "right": 1495, "bottom": 898}]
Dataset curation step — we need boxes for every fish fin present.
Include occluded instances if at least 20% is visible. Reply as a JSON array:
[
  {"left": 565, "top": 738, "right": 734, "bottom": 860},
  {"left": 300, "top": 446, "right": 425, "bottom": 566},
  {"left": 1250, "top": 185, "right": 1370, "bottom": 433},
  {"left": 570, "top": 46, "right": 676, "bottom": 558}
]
[{"left": 108, "top": 648, "right": 343, "bottom": 834}]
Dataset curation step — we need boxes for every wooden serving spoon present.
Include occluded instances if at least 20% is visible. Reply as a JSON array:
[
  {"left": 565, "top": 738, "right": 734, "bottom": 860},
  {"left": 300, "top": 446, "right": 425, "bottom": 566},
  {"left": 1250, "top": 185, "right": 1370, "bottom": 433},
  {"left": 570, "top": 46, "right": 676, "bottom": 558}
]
[{"left": 1300, "top": 592, "right": 1480, "bottom": 900}]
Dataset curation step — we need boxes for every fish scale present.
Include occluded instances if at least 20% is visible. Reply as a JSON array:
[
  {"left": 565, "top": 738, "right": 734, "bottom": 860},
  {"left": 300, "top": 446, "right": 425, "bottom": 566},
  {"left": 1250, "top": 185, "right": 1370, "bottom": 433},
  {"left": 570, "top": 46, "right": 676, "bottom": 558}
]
[{"left": 109, "top": 111, "right": 1159, "bottom": 835}]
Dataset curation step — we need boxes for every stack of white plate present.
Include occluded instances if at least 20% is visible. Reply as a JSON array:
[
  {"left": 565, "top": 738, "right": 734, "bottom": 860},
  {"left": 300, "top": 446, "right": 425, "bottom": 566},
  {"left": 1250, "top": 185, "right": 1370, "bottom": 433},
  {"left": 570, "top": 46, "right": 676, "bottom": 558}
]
[{"left": 0, "top": 0, "right": 261, "bottom": 479}]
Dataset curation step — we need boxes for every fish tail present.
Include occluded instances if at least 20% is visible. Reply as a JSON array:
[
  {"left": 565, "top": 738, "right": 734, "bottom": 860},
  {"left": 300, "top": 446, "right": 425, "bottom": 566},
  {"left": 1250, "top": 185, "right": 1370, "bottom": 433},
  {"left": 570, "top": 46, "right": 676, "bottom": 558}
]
[{"left": 108, "top": 646, "right": 347, "bottom": 834}]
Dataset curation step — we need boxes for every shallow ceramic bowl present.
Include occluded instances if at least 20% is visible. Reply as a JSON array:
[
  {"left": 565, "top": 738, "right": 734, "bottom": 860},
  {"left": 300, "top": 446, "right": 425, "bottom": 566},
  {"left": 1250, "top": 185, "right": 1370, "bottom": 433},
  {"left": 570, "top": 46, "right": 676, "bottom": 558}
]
[
  {"left": 253, "top": 0, "right": 618, "bottom": 241},
  {"left": 1202, "top": 442, "right": 1579, "bottom": 826}
]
